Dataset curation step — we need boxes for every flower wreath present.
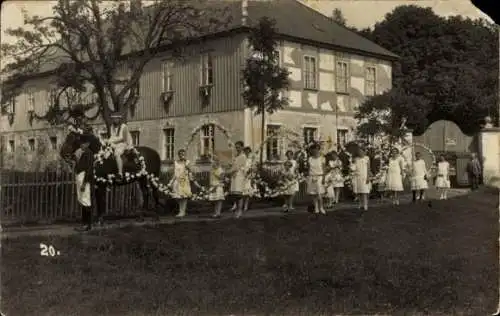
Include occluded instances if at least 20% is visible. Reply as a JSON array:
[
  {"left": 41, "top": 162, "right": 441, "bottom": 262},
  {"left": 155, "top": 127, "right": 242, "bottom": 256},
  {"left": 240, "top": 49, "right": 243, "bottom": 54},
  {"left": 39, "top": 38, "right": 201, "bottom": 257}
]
[{"left": 68, "top": 125, "right": 84, "bottom": 135}]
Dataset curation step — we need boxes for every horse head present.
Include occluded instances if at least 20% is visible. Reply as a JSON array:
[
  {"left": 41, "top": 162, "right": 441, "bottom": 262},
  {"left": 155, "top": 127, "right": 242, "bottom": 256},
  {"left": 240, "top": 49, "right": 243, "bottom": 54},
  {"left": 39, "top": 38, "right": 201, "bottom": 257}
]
[{"left": 60, "top": 125, "right": 100, "bottom": 166}]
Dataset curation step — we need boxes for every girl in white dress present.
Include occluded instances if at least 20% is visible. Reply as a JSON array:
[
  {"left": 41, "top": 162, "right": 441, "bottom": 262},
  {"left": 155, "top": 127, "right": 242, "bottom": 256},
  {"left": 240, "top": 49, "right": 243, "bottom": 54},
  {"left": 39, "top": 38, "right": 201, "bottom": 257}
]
[
  {"left": 281, "top": 160, "right": 296, "bottom": 212},
  {"left": 352, "top": 147, "right": 372, "bottom": 211},
  {"left": 282, "top": 150, "right": 299, "bottom": 211},
  {"left": 435, "top": 154, "right": 451, "bottom": 200},
  {"left": 241, "top": 146, "right": 254, "bottom": 212},
  {"left": 307, "top": 143, "right": 326, "bottom": 214},
  {"left": 169, "top": 149, "right": 193, "bottom": 217},
  {"left": 209, "top": 158, "right": 225, "bottom": 218},
  {"left": 229, "top": 141, "right": 247, "bottom": 218},
  {"left": 329, "top": 152, "right": 344, "bottom": 205},
  {"left": 385, "top": 148, "right": 405, "bottom": 205},
  {"left": 411, "top": 152, "right": 429, "bottom": 202}
]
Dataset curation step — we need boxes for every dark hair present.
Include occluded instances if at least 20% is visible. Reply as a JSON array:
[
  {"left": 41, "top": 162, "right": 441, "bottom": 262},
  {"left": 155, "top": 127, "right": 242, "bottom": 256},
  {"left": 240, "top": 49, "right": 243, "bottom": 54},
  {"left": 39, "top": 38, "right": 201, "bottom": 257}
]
[
  {"left": 243, "top": 146, "right": 252, "bottom": 153},
  {"left": 235, "top": 141, "right": 244, "bottom": 147},
  {"left": 309, "top": 142, "right": 320, "bottom": 151},
  {"left": 178, "top": 149, "right": 185, "bottom": 154},
  {"left": 285, "top": 150, "right": 294, "bottom": 157}
]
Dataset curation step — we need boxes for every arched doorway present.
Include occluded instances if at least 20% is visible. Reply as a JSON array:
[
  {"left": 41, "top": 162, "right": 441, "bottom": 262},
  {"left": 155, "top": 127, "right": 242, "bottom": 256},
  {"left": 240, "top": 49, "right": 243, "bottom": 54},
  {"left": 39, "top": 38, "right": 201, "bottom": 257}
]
[{"left": 413, "top": 120, "right": 478, "bottom": 187}]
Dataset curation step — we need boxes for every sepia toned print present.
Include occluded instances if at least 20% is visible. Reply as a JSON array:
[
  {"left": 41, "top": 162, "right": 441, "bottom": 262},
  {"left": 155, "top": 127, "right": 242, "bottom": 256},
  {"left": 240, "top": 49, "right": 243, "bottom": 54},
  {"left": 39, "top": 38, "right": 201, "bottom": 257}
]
[{"left": 0, "top": 0, "right": 498, "bottom": 315}]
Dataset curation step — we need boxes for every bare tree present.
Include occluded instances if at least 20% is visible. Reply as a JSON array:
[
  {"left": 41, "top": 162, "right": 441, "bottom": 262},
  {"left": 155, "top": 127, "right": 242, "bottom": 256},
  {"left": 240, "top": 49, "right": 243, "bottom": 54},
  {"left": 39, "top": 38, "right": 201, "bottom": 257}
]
[{"left": 1, "top": 0, "right": 231, "bottom": 128}]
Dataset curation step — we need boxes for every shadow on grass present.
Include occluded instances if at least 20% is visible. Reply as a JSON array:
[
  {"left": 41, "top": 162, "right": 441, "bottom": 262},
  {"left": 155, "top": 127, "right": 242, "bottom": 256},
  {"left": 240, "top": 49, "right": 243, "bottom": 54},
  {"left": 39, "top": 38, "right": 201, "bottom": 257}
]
[{"left": 1, "top": 188, "right": 498, "bottom": 315}]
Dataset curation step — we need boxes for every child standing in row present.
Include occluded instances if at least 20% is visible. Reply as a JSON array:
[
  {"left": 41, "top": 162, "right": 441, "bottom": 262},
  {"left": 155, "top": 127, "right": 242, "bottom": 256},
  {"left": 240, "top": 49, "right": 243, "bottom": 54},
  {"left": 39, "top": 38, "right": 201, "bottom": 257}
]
[
  {"left": 307, "top": 143, "right": 326, "bottom": 215},
  {"left": 209, "top": 158, "right": 226, "bottom": 218},
  {"left": 435, "top": 154, "right": 451, "bottom": 200},
  {"left": 324, "top": 152, "right": 344, "bottom": 207},
  {"left": 282, "top": 150, "right": 299, "bottom": 212}
]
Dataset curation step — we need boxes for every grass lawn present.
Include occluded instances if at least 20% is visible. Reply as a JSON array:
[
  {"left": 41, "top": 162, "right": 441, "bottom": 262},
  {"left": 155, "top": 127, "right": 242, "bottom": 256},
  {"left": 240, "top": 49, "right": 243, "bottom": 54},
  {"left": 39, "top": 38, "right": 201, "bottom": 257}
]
[{"left": 2, "top": 188, "right": 498, "bottom": 315}]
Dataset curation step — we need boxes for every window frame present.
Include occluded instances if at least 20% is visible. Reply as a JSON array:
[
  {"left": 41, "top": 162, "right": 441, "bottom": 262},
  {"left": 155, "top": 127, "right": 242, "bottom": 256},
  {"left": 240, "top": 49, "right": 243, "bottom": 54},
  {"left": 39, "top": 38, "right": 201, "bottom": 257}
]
[
  {"left": 161, "top": 61, "right": 174, "bottom": 92},
  {"left": 303, "top": 55, "right": 317, "bottom": 90},
  {"left": 130, "top": 130, "right": 140, "bottom": 146},
  {"left": 27, "top": 138, "right": 36, "bottom": 151},
  {"left": 303, "top": 125, "right": 319, "bottom": 145},
  {"left": 49, "top": 136, "right": 58, "bottom": 150},
  {"left": 336, "top": 128, "right": 349, "bottom": 149},
  {"left": 365, "top": 66, "right": 377, "bottom": 96},
  {"left": 200, "top": 53, "right": 214, "bottom": 86},
  {"left": 265, "top": 123, "right": 282, "bottom": 161},
  {"left": 7, "top": 139, "right": 15, "bottom": 153},
  {"left": 162, "top": 128, "right": 175, "bottom": 161},
  {"left": 27, "top": 91, "right": 35, "bottom": 112},
  {"left": 335, "top": 61, "right": 349, "bottom": 94},
  {"left": 200, "top": 124, "right": 215, "bottom": 157}
]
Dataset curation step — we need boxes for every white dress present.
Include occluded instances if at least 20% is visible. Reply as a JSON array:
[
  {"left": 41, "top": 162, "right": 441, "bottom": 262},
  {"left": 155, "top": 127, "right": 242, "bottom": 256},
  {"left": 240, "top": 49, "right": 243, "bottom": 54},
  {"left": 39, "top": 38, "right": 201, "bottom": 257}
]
[
  {"left": 230, "top": 153, "right": 247, "bottom": 195},
  {"left": 170, "top": 160, "right": 192, "bottom": 199},
  {"left": 411, "top": 159, "right": 429, "bottom": 190},
  {"left": 353, "top": 156, "right": 371, "bottom": 194},
  {"left": 385, "top": 157, "right": 404, "bottom": 192},
  {"left": 208, "top": 167, "right": 225, "bottom": 201},
  {"left": 109, "top": 123, "right": 133, "bottom": 155},
  {"left": 329, "top": 159, "right": 344, "bottom": 188},
  {"left": 281, "top": 169, "right": 297, "bottom": 195},
  {"left": 242, "top": 157, "right": 254, "bottom": 196},
  {"left": 435, "top": 161, "right": 451, "bottom": 188},
  {"left": 307, "top": 156, "right": 325, "bottom": 195},
  {"left": 286, "top": 159, "right": 299, "bottom": 193}
]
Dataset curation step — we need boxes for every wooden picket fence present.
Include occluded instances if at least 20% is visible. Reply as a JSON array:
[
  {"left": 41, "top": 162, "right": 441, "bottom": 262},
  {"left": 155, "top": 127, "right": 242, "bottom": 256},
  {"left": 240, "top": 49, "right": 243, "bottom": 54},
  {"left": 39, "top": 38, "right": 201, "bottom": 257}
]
[{"left": 0, "top": 167, "right": 314, "bottom": 225}]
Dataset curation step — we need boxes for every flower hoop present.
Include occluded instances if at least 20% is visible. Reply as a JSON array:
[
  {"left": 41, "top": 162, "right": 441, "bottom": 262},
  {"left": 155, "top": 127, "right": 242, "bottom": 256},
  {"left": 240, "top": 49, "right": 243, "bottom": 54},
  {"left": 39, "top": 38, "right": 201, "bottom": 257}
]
[{"left": 401, "top": 142, "right": 436, "bottom": 174}]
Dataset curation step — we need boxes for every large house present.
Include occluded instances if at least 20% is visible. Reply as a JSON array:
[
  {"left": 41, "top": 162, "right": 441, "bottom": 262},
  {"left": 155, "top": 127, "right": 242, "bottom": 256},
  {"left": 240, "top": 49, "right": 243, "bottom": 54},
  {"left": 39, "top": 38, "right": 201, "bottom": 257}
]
[{"left": 0, "top": 0, "right": 397, "bottom": 170}]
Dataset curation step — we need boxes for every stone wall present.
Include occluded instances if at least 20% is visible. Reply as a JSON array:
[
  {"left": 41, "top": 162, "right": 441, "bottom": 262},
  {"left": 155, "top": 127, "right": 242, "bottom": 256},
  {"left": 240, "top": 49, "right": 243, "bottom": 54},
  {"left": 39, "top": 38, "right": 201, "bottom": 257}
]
[{"left": 479, "top": 127, "right": 500, "bottom": 185}]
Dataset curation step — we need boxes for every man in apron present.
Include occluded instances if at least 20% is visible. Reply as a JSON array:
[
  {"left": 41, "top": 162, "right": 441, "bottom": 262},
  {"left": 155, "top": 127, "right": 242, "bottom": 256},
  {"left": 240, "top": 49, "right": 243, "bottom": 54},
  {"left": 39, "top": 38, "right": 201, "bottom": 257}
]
[
  {"left": 74, "top": 134, "right": 94, "bottom": 231},
  {"left": 108, "top": 112, "right": 133, "bottom": 180}
]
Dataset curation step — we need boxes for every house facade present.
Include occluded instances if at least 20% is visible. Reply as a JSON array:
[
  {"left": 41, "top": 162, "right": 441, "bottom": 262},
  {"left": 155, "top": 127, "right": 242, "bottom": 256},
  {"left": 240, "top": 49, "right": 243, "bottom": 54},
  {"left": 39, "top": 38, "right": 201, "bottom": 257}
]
[{"left": 0, "top": 0, "right": 396, "bottom": 170}]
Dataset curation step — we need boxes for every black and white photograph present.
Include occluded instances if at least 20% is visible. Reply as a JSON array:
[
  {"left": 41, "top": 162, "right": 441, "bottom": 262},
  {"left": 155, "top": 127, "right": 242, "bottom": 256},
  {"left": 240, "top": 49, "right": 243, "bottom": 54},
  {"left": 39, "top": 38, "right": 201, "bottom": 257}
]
[{"left": 0, "top": 0, "right": 499, "bottom": 314}]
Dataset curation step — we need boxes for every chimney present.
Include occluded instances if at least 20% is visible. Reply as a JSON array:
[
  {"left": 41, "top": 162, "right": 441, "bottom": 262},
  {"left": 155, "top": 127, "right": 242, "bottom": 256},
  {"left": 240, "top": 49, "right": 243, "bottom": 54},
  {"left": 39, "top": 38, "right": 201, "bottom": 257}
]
[{"left": 241, "top": 0, "right": 248, "bottom": 26}]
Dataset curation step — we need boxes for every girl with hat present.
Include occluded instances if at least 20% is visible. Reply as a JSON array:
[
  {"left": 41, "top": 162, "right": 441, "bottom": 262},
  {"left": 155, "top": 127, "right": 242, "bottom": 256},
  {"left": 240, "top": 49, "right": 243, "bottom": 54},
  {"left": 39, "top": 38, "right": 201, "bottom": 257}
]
[
  {"left": 108, "top": 112, "right": 133, "bottom": 179},
  {"left": 385, "top": 146, "right": 405, "bottom": 205}
]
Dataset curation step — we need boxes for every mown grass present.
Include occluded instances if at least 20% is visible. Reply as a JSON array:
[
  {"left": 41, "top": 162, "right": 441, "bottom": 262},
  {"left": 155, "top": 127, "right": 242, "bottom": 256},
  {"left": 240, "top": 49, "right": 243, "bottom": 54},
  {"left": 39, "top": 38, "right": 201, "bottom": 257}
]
[{"left": 1, "top": 188, "right": 498, "bottom": 315}]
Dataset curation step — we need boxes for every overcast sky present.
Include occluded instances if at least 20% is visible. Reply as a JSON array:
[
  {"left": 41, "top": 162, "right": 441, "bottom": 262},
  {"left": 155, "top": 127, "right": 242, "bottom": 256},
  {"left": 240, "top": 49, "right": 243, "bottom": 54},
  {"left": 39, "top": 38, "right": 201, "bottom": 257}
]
[{"left": 0, "top": 0, "right": 494, "bottom": 46}]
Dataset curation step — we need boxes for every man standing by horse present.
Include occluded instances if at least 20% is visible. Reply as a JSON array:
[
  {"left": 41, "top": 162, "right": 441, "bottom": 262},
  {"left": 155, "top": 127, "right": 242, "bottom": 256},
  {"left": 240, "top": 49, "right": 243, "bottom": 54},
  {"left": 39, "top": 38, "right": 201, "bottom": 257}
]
[
  {"left": 73, "top": 126, "right": 95, "bottom": 231},
  {"left": 108, "top": 112, "right": 133, "bottom": 181}
]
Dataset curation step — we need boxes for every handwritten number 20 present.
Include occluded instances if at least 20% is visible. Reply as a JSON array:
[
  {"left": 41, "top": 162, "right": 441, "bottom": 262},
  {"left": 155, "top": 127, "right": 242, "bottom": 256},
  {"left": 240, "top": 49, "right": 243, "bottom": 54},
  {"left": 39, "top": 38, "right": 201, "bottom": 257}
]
[{"left": 40, "top": 243, "right": 56, "bottom": 257}]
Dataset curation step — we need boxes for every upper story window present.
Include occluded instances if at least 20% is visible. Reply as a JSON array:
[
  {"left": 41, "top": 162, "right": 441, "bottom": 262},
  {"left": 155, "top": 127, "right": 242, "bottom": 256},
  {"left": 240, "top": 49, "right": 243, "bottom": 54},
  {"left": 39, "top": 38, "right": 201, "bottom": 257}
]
[
  {"left": 161, "top": 61, "right": 174, "bottom": 92},
  {"left": 49, "top": 136, "right": 58, "bottom": 150},
  {"left": 7, "top": 139, "right": 15, "bottom": 153},
  {"left": 274, "top": 50, "right": 281, "bottom": 66},
  {"left": 47, "top": 89, "right": 57, "bottom": 106},
  {"left": 200, "top": 53, "right": 214, "bottom": 86},
  {"left": 200, "top": 124, "right": 215, "bottom": 157},
  {"left": 365, "top": 66, "right": 376, "bottom": 96},
  {"left": 336, "top": 61, "right": 349, "bottom": 94},
  {"left": 6, "top": 96, "right": 16, "bottom": 114},
  {"left": 303, "top": 56, "right": 317, "bottom": 90},
  {"left": 27, "top": 91, "right": 35, "bottom": 111},
  {"left": 28, "top": 138, "right": 36, "bottom": 151}
]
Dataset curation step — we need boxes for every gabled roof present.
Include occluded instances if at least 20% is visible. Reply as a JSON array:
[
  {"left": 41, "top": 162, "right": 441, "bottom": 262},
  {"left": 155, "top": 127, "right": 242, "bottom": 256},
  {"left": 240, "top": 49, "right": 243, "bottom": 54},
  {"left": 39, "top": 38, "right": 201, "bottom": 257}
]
[
  {"left": 228, "top": 0, "right": 398, "bottom": 60},
  {"left": 6, "top": 0, "right": 397, "bottom": 80}
]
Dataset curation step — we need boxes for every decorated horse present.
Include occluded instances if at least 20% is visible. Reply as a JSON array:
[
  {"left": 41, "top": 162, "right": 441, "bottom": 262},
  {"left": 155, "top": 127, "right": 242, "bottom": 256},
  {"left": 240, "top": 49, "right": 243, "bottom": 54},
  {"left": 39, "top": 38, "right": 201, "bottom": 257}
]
[{"left": 59, "top": 124, "right": 163, "bottom": 224}]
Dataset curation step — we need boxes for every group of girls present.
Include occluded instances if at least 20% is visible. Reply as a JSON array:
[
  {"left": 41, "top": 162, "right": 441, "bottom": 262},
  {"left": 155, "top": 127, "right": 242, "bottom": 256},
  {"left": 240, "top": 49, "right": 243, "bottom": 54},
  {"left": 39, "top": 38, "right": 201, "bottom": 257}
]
[
  {"left": 168, "top": 141, "right": 256, "bottom": 218},
  {"left": 167, "top": 140, "right": 452, "bottom": 218},
  {"left": 377, "top": 149, "right": 452, "bottom": 203}
]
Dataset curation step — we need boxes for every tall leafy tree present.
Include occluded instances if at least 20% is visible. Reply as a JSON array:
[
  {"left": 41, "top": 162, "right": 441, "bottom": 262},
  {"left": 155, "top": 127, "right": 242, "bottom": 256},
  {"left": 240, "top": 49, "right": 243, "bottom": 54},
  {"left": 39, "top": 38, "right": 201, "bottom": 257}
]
[
  {"left": 1, "top": 0, "right": 230, "bottom": 128},
  {"left": 242, "top": 17, "right": 290, "bottom": 165},
  {"left": 356, "top": 5, "right": 498, "bottom": 136}
]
